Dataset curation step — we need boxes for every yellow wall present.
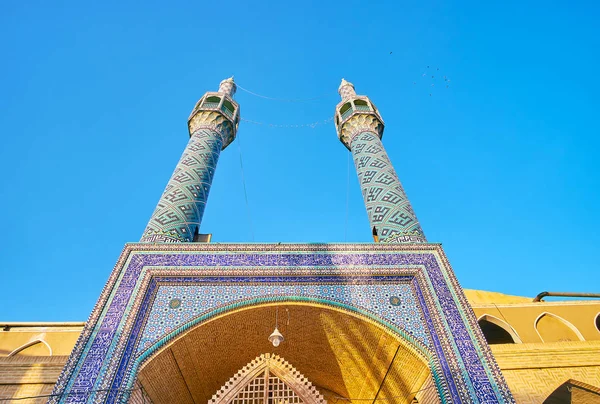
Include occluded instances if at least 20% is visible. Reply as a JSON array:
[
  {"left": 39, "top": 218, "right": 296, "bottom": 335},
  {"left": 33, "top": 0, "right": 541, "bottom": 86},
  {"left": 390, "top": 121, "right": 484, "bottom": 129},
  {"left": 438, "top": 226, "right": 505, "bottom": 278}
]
[
  {"left": 468, "top": 291, "right": 600, "bottom": 402},
  {"left": 491, "top": 341, "right": 600, "bottom": 404},
  {"left": 467, "top": 291, "right": 600, "bottom": 343},
  {"left": 0, "top": 323, "right": 83, "bottom": 357},
  {"left": 0, "top": 323, "right": 84, "bottom": 403}
]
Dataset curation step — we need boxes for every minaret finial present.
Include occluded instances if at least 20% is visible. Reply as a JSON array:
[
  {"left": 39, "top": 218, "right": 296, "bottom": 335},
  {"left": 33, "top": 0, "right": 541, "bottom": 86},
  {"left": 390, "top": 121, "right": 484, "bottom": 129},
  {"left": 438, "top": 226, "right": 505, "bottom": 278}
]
[
  {"left": 219, "top": 76, "right": 237, "bottom": 97},
  {"left": 338, "top": 78, "right": 356, "bottom": 100}
]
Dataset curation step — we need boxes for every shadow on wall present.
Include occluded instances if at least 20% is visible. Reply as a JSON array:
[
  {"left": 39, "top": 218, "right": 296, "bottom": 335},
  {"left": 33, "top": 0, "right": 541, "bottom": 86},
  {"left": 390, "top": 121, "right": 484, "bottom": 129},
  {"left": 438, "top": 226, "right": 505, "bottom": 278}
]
[
  {"left": 477, "top": 315, "right": 521, "bottom": 344},
  {"left": 543, "top": 379, "right": 600, "bottom": 404}
]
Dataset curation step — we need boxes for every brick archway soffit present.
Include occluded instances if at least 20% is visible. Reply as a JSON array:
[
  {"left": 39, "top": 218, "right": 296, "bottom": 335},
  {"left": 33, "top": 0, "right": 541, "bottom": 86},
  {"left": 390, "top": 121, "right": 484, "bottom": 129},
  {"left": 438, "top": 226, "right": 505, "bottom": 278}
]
[{"left": 137, "top": 303, "right": 434, "bottom": 404}]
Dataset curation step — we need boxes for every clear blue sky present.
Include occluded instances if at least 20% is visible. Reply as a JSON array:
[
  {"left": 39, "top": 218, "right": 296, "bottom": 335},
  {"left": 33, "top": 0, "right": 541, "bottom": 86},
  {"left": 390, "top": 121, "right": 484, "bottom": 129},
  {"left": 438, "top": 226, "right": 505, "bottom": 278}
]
[{"left": 1, "top": 0, "right": 598, "bottom": 321}]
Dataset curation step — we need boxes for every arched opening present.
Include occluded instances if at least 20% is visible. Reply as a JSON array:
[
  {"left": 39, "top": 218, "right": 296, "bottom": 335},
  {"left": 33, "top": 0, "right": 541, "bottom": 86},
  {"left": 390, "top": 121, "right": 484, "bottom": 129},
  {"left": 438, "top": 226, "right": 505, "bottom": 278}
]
[
  {"left": 372, "top": 226, "right": 379, "bottom": 242},
  {"left": 543, "top": 379, "right": 600, "bottom": 403},
  {"left": 222, "top": 100, "right": 235, "bottom": 118},
  {"left": 477, "top": 315, "right": 520, "bottom": 344},
  {"left": 203, "top": 96, "right": 221, "bottom": 108},
  {"left": 339, "top": 102, "right": 353, "bottom": 120},
  {"left": 535, "top": 313, "right": 584, "bottom": 343},
  {"left": 595, "top": 313, "right": 600, "bottom": 333},
  {"left": 353, "top": 99, "right": 370, "bottom": 111},
  {"left": 135, "top": 303, "right": 437, "bottom": 404}
]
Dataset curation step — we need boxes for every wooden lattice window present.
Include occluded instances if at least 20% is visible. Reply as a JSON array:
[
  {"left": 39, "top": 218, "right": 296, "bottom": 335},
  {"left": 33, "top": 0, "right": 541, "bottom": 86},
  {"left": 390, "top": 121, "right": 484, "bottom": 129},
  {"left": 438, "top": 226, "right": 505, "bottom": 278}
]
[
  {"left": 231, "top": 376, "right": 265, "bottom": 404},
  {"left": 210, "top": 354, "right": 326, "bottom": 404}
]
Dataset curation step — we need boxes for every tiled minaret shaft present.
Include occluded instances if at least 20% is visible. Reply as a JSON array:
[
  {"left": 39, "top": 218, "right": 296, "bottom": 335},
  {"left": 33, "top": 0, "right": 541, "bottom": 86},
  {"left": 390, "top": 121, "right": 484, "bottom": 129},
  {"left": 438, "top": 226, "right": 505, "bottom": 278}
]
[
  {"left": 335, "top": 79, "right": 426, "bottom": 243},
  {"left": 141, "top": 77, "right": 240, "bottom": 243}
]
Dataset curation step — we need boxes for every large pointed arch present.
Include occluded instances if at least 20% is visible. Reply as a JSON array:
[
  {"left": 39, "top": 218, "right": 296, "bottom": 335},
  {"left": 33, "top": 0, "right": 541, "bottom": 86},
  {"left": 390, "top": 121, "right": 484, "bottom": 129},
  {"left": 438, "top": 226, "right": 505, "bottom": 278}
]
[
  {"left": 543, "top": 378, "right": 600, "bottom": 403},
  {"left": 135, "top": 302, "right": 436, "bottom": 404},
  {"left": 208, "top": 353, "right": 326, "bottom": 404},
  {"left": 534, "top": 312, "right": 585, "bottom": 342},
  {"left": 477, "top": 314, "right": 522, "bottom": 344}
]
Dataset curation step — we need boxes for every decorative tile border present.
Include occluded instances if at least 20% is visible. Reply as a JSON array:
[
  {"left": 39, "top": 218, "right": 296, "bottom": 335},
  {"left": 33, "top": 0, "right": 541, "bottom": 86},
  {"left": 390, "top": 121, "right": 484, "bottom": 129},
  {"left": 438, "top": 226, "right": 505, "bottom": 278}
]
[
  {"left": 50, "top": 243, "right": 514, "bottom": 404},
  {"left": 138, "top": 279, "right": 430, "bottom": 353}
]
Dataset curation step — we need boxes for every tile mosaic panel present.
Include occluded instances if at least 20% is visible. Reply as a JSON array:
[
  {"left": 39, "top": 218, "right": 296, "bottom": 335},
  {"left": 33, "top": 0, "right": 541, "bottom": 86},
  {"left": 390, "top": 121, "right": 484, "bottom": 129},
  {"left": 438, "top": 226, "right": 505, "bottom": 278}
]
[{"left": 138, "top": 281, "right": 430, "bottom": 354}]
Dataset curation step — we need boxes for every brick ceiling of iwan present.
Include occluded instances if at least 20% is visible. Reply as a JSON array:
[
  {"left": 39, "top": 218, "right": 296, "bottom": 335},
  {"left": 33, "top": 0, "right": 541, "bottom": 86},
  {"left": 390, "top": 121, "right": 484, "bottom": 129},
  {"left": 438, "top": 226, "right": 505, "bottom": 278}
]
[{"left": 137, "top": 304, "right": 431, "bottom": 404}]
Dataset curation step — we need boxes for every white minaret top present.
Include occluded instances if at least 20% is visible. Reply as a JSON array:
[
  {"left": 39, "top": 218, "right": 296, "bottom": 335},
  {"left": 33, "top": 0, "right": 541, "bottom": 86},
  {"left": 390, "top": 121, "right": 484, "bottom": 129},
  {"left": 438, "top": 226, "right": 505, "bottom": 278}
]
[
  {"left": 218, "top": 76, "right": 237, "bottom": 97},
  {"left": 338, "top": 78, "right": 356, "bottom": 100}
]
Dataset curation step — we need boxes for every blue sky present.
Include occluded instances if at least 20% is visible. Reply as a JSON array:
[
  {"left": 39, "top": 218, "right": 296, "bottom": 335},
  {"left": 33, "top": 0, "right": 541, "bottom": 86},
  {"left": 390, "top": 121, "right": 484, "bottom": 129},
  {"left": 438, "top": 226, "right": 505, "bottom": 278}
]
[{"left": 1, "top": 0, "right": 598, "bottom": 321}]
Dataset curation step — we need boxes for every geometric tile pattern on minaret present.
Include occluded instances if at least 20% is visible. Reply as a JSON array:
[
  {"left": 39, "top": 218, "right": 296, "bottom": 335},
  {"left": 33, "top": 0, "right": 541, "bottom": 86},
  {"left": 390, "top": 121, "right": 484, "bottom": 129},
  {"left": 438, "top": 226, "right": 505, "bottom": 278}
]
[
  {"left": 335, "top": 79, "right": 426, "bottom": 243},
  {"left": 351, "top": 131, "right": 427, "bottom": 242},
  {"left": 141, "top": 77, "right": 240, "bottom": 243},
  {"left": 140, "top": 128, "right": 223, "bottom": 242}
]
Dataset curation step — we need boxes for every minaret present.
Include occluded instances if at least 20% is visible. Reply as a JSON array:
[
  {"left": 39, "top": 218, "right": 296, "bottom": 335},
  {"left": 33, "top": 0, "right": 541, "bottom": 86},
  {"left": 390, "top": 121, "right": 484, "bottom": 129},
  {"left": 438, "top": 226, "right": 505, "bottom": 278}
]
[
  {"left": 141, "top": 77, "right": 239, "bottom": 243},
  {"left": 335, "top": 79, "right": 426, "bottom": 243}
]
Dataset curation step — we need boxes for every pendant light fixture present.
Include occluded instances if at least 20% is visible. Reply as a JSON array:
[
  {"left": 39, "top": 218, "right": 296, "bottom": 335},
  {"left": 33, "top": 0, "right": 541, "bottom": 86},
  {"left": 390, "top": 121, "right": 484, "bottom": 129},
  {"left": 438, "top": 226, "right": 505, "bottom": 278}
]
[{"left": 268, "top": 307, "right": 284, "bottom": 347}]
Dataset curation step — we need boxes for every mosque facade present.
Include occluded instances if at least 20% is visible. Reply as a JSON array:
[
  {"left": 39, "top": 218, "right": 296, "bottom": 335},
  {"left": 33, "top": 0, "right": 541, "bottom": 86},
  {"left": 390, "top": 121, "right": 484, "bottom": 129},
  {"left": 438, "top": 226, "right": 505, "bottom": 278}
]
[{"left": 0, "top": 78, "right": 599, "bottom": 404}]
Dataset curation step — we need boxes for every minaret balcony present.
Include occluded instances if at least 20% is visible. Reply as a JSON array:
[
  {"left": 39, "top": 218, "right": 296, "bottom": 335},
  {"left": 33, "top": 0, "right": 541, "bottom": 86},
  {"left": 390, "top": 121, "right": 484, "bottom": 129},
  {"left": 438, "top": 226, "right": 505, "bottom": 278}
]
[
  {"left": 188, "top": 92, "right": 239, "bottom": 125},
  {"left": 335, "top": 96, "right": 385, "bottom": 149},
  {"left": 335, "top": 97, "right": 382, "bottom": 127},
  {"left": 187, "top": 91, "right": 240, "bottom": 146}
]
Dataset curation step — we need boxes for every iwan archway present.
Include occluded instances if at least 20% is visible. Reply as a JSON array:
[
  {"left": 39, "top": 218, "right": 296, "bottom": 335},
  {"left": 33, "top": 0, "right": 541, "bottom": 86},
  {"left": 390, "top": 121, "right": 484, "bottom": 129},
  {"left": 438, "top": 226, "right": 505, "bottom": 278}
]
[
  {"left": 135, "top": 303, "right": 435, "bottom": 403},
  {"left": 50, "top": 244, "right": 514, "bottom": 403}
]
